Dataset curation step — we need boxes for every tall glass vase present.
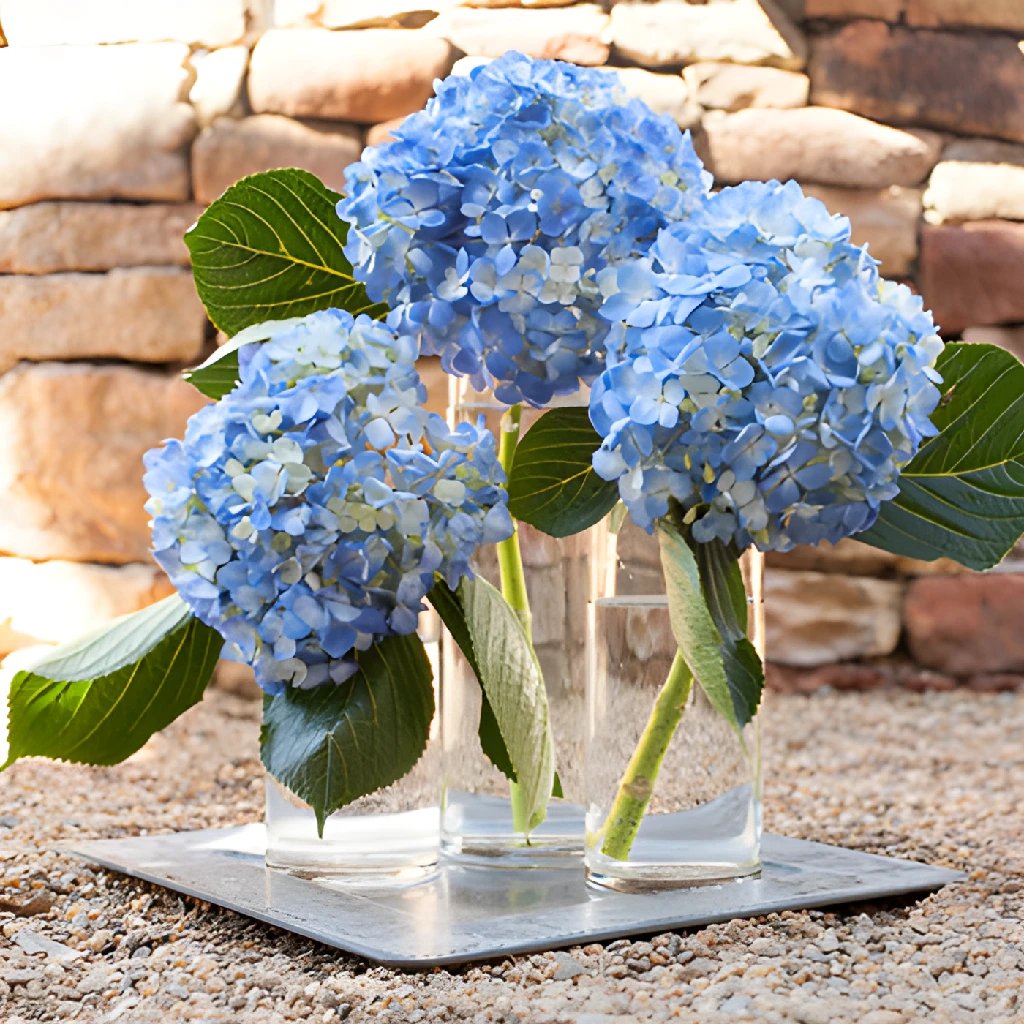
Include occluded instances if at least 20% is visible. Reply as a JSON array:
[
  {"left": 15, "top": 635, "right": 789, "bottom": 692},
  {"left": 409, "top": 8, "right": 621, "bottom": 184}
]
[
  {"left": 264, "top": 611, "right": 443, "bottom": 881},
  {"left": 584, "top": 522, "right": 764, "bottom": 891},
  {"left": 440, "top": 379, "right": 588, "bottom": 864}
]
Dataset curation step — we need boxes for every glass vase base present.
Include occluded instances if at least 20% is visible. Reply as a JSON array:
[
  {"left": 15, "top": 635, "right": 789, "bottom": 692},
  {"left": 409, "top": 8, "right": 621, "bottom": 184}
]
[
  {"left": 584, "top": 785, "right": 761, "bottom": 892},
  {"left": 266, "top": 855, "right": 439, "bottom": 886},
  {"left": 441, "top": 791, "right": 584, "bottom": 867},
  {"left": 265, "top": 797, "right": 440, "bottom": 883},
  {"left": 585, "top": 859, "right": 761, "bottom": 893}
]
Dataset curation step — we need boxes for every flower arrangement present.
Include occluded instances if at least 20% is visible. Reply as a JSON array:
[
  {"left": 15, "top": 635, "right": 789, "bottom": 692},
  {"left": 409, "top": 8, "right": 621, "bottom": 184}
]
[{"left": 4, "top": 52, "right": 1024, "bottom": 871}]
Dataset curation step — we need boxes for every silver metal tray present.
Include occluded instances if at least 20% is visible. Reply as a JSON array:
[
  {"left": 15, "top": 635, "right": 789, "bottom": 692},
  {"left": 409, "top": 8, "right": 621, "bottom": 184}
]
[{"left": 68, "top": 827, "right": 963, "bottom": 968}]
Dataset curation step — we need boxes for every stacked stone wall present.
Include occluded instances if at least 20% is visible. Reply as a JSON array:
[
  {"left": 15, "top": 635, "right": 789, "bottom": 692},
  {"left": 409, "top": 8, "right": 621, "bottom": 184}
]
[{"left": 0, "top": 0, "right": 1022, "bottom": 689}]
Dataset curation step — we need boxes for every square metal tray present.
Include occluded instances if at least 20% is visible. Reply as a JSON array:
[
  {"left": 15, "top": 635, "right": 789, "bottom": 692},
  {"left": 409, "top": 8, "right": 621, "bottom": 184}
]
[{"left": 68, "top": 826, "right": 963, "bottom": 968}]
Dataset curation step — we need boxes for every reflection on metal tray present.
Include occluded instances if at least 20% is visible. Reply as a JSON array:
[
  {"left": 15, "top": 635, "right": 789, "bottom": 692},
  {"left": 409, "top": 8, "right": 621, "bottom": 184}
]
[{"left": 68, "top": 827, "right": 963, "bottom": 968}]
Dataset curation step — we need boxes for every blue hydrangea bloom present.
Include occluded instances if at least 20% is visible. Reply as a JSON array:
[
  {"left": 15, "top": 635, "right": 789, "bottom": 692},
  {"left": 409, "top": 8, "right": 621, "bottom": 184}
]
[
  {"left": 338, "top": 51, "right": 711, "bottom": 407},
  {"left": 589, "top": 180, "right": 944, "bottom": 551},
  {"left": 144, "top": 309, "right": 512, "bottom": 692}
]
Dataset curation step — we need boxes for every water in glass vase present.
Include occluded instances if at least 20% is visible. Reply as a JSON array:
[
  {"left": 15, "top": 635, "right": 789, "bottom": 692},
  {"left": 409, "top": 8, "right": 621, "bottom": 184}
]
[
  {"left": 441, "top": 377, "right": 589, "bottom": 864},
  {"left": 264, "top": 775, "right": 440, "bottom": 882},
  {"left": 264, "top": 611, "right": 443, "bottom": 883},
  {"left": 440, "top": 623, "right": 586, "bottom": 865},
  {"left": 584, "top": 546, "right": 764, "bottom": 891}
]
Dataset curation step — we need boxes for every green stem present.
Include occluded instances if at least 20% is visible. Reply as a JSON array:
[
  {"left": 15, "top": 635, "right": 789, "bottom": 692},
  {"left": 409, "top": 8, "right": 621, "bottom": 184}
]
[
  {"left": 496, "top": 404, "right": 532, "bottom": 640},
  {"left": 496, "top": 403, "right": 534, "bottom": 834},
  {"left": 600, "top": 651, "right": 693, "bottom": 861}
]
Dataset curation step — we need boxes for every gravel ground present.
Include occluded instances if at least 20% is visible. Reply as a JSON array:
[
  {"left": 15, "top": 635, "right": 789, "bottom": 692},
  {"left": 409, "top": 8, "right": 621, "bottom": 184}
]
[{"left": 1, "top": 688, "right": 1022, "bottom": 1023}]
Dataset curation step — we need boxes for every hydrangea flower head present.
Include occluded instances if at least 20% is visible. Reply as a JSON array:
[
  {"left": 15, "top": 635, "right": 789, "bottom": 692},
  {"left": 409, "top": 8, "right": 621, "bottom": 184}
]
[
  {"left": 338, "top": 51, "right": 711, "bottom": 407},
  {"left": 589, "top": 180, "right": 944, "bottom": 551},
  {"left": 144, "top": 309, "right": 511, "bottom": 692}
]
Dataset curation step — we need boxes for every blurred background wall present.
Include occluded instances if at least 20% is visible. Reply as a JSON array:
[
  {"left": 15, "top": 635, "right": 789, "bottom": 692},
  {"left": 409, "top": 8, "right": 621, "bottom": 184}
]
[{"left": 0, "top": 0, "right": 1022, "bottom": 693}]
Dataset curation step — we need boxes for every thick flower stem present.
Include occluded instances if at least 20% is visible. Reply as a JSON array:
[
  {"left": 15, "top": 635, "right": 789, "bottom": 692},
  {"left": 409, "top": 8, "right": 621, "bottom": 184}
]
[
  {"left": 496, "top": 402, "right": 534, "bottom": 834},
  {"left": 600, "top": 651, "right": 693, "bottom": 861},
  {"left": 496, "top": 404, "right": 532, "bottom": 639}
]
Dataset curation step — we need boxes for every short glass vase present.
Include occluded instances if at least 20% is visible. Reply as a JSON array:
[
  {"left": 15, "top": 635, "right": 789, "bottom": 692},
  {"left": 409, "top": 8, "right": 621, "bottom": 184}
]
[
  {"left": 584, "top": 550, "right": 764, "bottom": 891},
  {"left": 264, "top": 612, "right": 443, "bottom": 882},
  {"left": 264, "top": 772, "right": 440, "bottom": 882}
]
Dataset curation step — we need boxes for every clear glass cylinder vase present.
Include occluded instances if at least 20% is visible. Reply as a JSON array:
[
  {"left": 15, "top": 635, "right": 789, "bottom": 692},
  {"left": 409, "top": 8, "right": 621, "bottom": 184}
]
[
  {"left": 440, "top": 378, "right": 589, "bottom": 864},
  {"left": 264, "top": 612, "right": 443, "bottom": 881},
  {"left": 584, "top": 536, "right": 764, "bottom": 891}
]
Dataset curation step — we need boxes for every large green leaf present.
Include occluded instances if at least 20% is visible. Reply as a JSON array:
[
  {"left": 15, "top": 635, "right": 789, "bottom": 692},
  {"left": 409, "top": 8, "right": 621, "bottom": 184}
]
[
  {"left": 185, "top": 167, "right": 385, "bottom": 338},
  {"left": 428, "top": 581, "right": 516, "bottom": 783},
  {"left": 429, "top": 576, "right": 555, "bottom": 832},
  {"left": 1, "top": 596, "right": 223, "bottom": 770},
  {"left": 693, "top": 539, "right": 763, "bottom": 727},
  {"left": 508, "top": 407, "right": 619, "bottom": 538},
  {"left": 858, "top": 343, "right": 1024, "bottom": 570},
  {"left": 658, "top": 523, "right": 755, "bottom": 735},
  {"left": 260, "top": 633, "right": 434, "bottom": 834}
]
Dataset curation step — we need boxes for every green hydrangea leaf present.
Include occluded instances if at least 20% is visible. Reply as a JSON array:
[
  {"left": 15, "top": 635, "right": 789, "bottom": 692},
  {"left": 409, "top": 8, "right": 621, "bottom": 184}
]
[
  {"left": 184, "top": 167, "right": 385, "bottom": 339},
  {"left": 858, "top": 342, "right": 1024, "bottom": 571},
  {"left": 429, "top": 576, "right": 555, "bottom": 833},
  {"left": 2, "top": 595, "right": 223, "bottom": 770},
  {"left": 508, "top": 407, "right": 619, "bottom": 538},
  {"left": 427, "top": 578, "right": 518, "bottom": 783},
  {"left": 693, "top": 538, "right": 763, "bottom": 728},
  {"left": 659, "top": 523, "right": 760, "bottom": 734},
  {"left": 260, "top": 632, "right": 434, "bottom": 835}
]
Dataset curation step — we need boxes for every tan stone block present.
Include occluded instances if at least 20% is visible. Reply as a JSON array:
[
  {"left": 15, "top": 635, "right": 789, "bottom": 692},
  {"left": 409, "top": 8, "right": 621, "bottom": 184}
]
[
  {"left": 924, "top": 140, "right": 1024, "bottom": 224},
  {"left": 964, "top": 672, "right": 1024, "bottom": 693},
  {"left": 906, "top": 0, "right": 1024, "bottom": 32},
  {"left": 426, "top": 4, "right": 610, "bottom": 64},
  {"left": 803, "top": 184, "right": 921, "bottom": 276},
  {"left": 192, "top": 115, "right": 363, "bottom": 205},
  {"left": 701, "top": 107, "right": 941, "bottom": 188},
  {"left": 0, "top": 0, "right": 245, "bottom": 46},
  {"left": 189, "top": 45, "right": 249, "bottom": 127},
  {"left": 271, "top": 0, "right": 322, "bottom": 26},
  {"left": 464, "top": 0, "right": 575, "bottom": 7},
  {"left": 765, "top": 569, "right": 904, "bottom": 667},
  {"left": 766, "top": 538, "right": 900, "bottom": 577},
  {"left": 683, "top": 62, "right": 809, "bottom": 112},
  {"left": 810, "top": 21, "right": 1024, "bottom": 145},
  {"left": 322, "top": 0, "right": 449, "bottom": 27},
  {"left": 0, "top": 270, "right": 206, "bottom": 373},
  {"left": 275, "top": 0, "right": 450, "bottom": 29},
  {"left": 0, "top": 558, "right": 175, "bottom": 657},
  {"left": 596, "top": 66, "right": 700, "bottom": 128},
  {"left": 920, "top": 221, "right": 1024, "bottom": 334},
  {"left": 905, "top": 573, "right": 1024, "bottom": 675},
  {"left": 805, "top": 0, "right": 900, "bottom": 15},
  {"left": 249, "top": 28, "right": 456, "bottom": 122},
  {"left": 767, "top": 538, "right": 965, "bottom": 578},
  {"left": 0, "top": 44, "right": 195, "bottom": 209},
  {"left": 0, "top": 364, "right": 208, "bottom": 563},
  {"left": 610, "top": 0, "right": 806, "bottom": 70},
  {"left": 367, "top": 117, "right": 407, "bottom": 148},
  {"left": 0, "top": 203, "right": 200, "bottom": 275}
]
